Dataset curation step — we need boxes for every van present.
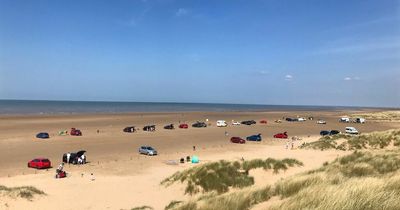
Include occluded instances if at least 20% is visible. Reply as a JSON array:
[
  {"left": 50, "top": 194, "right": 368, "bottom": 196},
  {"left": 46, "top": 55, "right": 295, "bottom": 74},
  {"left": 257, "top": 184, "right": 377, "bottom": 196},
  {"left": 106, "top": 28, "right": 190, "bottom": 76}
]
[
  {"left": 345, "top": 127, "right": 359, "bottom": 134},
  {"left": 216, "top": 120, "right": 227, "bottom": 127}
]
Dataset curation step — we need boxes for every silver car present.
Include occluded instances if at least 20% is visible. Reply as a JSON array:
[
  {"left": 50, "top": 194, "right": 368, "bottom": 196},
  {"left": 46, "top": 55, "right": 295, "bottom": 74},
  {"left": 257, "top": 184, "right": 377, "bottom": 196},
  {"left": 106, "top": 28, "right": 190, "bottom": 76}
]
[{"left": 139, "top": 146, "right": 158, "bottom": 156}]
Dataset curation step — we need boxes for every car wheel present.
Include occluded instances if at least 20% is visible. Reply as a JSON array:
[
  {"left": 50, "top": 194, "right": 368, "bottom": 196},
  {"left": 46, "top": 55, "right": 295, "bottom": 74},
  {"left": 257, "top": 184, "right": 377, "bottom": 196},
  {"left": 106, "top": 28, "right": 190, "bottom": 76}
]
[{"left": 27, "top": 163, "right": 30, "bottom": 168}]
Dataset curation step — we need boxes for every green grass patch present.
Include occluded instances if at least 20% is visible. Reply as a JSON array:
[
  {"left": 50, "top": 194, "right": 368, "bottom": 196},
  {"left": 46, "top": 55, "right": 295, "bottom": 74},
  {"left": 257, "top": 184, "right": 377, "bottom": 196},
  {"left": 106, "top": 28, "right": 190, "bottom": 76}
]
[
  {"left": 0, "top": 185, "right": 45, "bottom": 200},
  {"left": 162, "top": 158, "right": 302, "bottom": 195}
]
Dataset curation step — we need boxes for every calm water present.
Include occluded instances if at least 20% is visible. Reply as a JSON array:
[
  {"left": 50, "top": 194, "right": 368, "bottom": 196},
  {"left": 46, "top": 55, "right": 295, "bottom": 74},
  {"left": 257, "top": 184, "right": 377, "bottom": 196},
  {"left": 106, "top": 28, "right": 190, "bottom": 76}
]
[{"left": 0, "top": 100, "right": 373, "bottom": 115}]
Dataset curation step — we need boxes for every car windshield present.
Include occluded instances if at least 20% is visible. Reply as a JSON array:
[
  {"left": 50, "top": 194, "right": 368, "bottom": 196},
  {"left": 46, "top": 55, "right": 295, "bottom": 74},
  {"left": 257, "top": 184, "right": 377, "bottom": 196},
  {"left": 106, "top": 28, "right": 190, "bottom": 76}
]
[
  {"left": 146, "top": 147, "right": 154, "bottom": 150},
  {"left": 42, "top": 159, "right": 50, "bottom": 162}
]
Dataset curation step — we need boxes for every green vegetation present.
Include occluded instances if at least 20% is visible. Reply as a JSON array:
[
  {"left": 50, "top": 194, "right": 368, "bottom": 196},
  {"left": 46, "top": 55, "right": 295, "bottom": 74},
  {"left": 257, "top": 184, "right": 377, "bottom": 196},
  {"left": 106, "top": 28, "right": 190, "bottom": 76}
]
[
  {"left": 167, "top": 149, "right": 400, "bottom": 210},
  {"left": 165, "top": 201, "right": 183, "bottom": 210},
  {"left": 162, "top": 158, "right": 303, "bottom": 195},
  {"left": 0, "top": 185, "right": 45, "bottom": 200},
  {"left": 301, "top": 129, "right": 400, "bottom": 151},
  {"left": 351, "top": 111, "right": 400, "bottom": 121},
  {"left": 130, "top": 206, "right": 153, "bottom": 210}
]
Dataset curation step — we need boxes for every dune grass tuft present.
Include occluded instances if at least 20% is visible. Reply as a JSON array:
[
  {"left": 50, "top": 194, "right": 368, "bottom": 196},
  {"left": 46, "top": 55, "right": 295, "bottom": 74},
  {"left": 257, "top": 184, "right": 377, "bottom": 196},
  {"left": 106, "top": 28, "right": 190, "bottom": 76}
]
[
  {"left": 168, "top": 150, "right": 400, "bottom": 210},
  {"left": 301, "top": 129, "right": 400, "bottom": 151},
  {"left": 131, "top": 206, "right": 153, "bottom": 210},
  {"left": 0, "top": 185, "right": 45, "bottom": 200},
  {"left": 162, "top": 158, "right": 302, "bottom": 195}
]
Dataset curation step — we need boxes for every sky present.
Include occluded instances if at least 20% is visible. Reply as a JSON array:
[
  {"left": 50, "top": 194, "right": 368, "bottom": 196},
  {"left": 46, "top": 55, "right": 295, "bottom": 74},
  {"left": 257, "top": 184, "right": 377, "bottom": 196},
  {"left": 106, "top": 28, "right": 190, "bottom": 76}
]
[{"left": 0, "top": 0, "right": 399, "bottom": 107}]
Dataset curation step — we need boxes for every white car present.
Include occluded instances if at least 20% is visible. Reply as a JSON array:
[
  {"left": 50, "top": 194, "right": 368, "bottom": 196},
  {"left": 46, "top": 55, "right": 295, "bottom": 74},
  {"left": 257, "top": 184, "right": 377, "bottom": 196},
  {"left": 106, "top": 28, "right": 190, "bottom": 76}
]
[
  {"left": 340, "top": 117, "right": 350, "bottom": 123},
  {"left": 316, "top": 120, "right": 326, "bottom": 124},
  {"left": 217, "top": 120, "right": 227, "bottom": 127},
  {"left": 298, "top": 117, "right": 306, "bottom": 122},
  {"left": 345, "top": 127, "right": 359, "bottom": 135},
  {"left": 231, "top": 121, "right": 241, "bottom": 126}
]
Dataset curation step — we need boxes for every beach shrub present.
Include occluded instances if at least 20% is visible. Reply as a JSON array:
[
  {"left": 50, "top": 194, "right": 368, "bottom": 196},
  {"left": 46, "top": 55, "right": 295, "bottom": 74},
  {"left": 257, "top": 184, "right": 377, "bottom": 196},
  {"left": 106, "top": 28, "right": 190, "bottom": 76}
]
[
  {"left": 302, "top": 129, "right": 400, "bottom": 151},
  {"left": 165, "top": 201, "right": 183, "bottom": 210},
  {"left": 162, "top": 158, "right": 302, "bottom": 195},
  {"left": 0, "top": 185, "right": 45, "bottom": 200}
]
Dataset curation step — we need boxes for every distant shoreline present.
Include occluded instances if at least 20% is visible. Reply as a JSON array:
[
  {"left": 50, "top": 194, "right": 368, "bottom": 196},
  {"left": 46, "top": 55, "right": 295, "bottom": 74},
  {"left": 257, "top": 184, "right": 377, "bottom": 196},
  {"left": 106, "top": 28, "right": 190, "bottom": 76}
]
[{"left": 0, "top": 99, "right": 397, "bottom": 116}]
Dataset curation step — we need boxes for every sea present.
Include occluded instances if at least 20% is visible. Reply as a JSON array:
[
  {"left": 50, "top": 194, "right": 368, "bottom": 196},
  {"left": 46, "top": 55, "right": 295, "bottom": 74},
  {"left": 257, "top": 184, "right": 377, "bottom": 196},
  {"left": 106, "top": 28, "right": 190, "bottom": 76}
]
[{"left": 0, "top": 100, "right": 383, "bottom": 115}]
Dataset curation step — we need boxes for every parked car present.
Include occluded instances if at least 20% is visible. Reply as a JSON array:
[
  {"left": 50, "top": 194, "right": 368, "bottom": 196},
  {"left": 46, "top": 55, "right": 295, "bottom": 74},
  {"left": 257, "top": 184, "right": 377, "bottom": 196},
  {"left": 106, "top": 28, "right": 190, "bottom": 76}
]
[
  {"left": 285, "top": 118, "right": 298, "bottom": 122},
  {"left": 259, "top": 120, "right": 268, "bottom": 124},
  {"left": 63, "top": 150, "right": 87, "bottom": 164},
  {"left": 164, "top": 124, "right": 174, "bottom": 129},
  {"left": 70, "top": 128, "right": 82, "bottom": 136},
  {"left": 179, "top": 123, "right": 188, "bottom": 129},
  {"left": 273, "top": 132, "right": 288, "bottom": 139},
  {"left": 345, "top": 127, "right": 359, "bottom": 134},
  {"left": 231, "top": 121, "right": 241, "bottom": 126},
  {"left": 320, "top": 130, "right": 340, "bottom": 136},
  {"left": 339, "top": 117, "right": 350, "bottom": 123},
  {"left": 330, "top": 130, "right": 341, "bottom": 135},
  {"left": 36, "top": 132, "right": 49, "bottom": 139},
  {"left": 246, "top": 134, "right": 262, "bottom": 141},
  {"left": 320, "top": 130, "right": 330, "bottom": 136},
  {"left": 123, "top": 126, "right": 136, "bottom": 133},
  {"left": 230, "top": 137, "right": 246, "bottom": 144},
  {"left": 139, "top": 146, "right": 157, "bottom": 156},
  {"left": 274, "top": 119, "right": 282, "bottom": 123},
  {"left": 354, "top": 118, "right": 366, "bottom": 123},
  {"left": 192, "top": 121, "right": 207, "bottom": 128},
  {"left": 241, "top": 120, "right": 256, "bottom": 125},
  {"left": 27, "top": 158, "right": 51, "bottom": 169},
  {"left": 216, "top": 120, "right": 227, "bottom": 127},
  {"left": 143, "top": 125, "right": 156, "bottom": 132},
  {"left": 298, "top": 117, "right": 306, "bottom": 122},
  {"left": 316, "top": 120, "right": 326, "bottom": 124}
]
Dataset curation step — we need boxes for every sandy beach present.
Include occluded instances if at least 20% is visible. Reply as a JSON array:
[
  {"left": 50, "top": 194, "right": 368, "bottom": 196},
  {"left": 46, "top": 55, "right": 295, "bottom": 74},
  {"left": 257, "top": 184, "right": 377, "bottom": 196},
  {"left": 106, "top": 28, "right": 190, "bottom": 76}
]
[{"left": 1, "top": 109, "right": 399, "bottom": 210}]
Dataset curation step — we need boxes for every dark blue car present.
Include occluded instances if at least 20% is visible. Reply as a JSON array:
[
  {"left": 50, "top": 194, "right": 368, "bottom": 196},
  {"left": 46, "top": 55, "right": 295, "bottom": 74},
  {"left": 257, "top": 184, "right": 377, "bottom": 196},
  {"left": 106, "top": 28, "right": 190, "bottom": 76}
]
[
  {"left": 36, "top": 132, "right": 49, "bottom": 139},
  {"left": 246, "top": 134, "right": 262, "bottom": 141}
]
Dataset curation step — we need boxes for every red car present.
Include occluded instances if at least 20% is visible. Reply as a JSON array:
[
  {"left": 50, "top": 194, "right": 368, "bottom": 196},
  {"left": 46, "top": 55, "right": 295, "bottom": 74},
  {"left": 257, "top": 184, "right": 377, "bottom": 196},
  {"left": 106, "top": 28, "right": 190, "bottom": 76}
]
[
  {"left": 273, "top": 132, "right": 288, "bottom": 139},
  {"left": 260, "top": 120, "right": 268, "bottom": 124},
  {"left": 27, "top": 158, "right": 51, "bottom": 169},
  {"left": 179, "top": 124, "right": 188, "bottom": 129},
  {"left": 230, "top": 137, "right": 246, "bottom": 144},
  {"left": 70, "top": 128, "right": 82, "bottom": 136}
]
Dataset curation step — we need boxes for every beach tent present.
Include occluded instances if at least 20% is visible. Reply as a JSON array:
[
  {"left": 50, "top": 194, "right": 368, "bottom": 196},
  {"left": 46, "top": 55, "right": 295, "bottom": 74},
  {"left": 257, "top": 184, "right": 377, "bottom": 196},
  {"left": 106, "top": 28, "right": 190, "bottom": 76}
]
[{"left": 191, "top": 156, "right": 199, "bottom": 163}]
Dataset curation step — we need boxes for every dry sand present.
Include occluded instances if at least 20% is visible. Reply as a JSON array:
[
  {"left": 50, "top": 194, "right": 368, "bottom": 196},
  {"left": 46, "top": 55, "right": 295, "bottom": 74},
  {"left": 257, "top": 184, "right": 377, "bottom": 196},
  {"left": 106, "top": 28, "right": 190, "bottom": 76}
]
[{"left": 0, "top": 110, "right": 399, "bottom": 210}]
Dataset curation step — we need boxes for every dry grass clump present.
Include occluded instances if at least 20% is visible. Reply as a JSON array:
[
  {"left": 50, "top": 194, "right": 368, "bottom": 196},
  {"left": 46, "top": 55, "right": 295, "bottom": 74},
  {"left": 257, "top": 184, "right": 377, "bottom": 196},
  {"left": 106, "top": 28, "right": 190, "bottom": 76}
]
[
  {"left": 161, "top": 158, "right": 302, "bottom": 195},
  {"left": 173, "top": 186, "right": 272, "bottom": 210},
  {"left": 0, "top": 185, "right": 45, "bottom": 200},
  {"left": 167, "top": 150, "right": 400, "bottom": 210},
  {"left": 301, "top": 129, "right": 400, "bottom": 151},
  {"left": 351, "top": 111, "right": 400, "bottom": 121}
]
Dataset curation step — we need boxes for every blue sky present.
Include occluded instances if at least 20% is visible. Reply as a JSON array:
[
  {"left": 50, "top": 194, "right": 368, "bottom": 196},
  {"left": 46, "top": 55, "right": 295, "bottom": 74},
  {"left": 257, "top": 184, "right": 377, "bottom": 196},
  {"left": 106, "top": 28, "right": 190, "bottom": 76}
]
[{"left": 0, "top": 0, "right": 399, "bottom": 107}]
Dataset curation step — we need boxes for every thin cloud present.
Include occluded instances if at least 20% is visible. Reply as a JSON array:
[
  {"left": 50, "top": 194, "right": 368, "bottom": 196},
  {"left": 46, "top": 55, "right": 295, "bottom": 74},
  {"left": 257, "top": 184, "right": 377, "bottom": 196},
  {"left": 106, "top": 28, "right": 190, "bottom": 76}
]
[
  {"left": 258, "top": 70, "right": 269, "bottom": 75},
  {"left": 313, "top": 37, "right": 400, "bottom": 55},
  {"left": 344, "top": 76, "right": 361, "bottom": 81},
  {"left": 285, "top": 74, "right": 293, "bottom": 81},
  {"left": 120, "top": 7, "right": 152, "bottom": 27},
  {"left": 176, "top": 8, "right": 188, "bottom": 17}
]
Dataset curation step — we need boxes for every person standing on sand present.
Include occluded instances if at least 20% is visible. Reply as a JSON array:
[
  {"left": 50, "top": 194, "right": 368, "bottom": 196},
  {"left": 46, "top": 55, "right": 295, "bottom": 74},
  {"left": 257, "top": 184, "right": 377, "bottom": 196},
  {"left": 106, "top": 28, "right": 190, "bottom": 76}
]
[
  {"left": 66, "top": 152, "right": 71, "bottom": 164},
  {"left": 90, "top": 173, "right": 95, "bottom": 181},
  {"left": 193, "top": 146, "right": 196, "bottom": 151},
  {"left": 285, "top": 142, "right": 289, "bottom": 149}
]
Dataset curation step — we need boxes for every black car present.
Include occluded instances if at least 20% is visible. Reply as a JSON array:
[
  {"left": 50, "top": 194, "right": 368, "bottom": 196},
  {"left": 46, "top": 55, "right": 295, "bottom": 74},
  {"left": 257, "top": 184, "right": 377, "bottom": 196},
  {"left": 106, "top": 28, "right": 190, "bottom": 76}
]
[
  {"left": 320, "top": 130, "right": 341, "bottom": 136},
  {"left": 123, "top": 126, "right": 136, "bottom": 133},
  {"left": 320, "top": 130, "right": 330, "bottom": 136},
  {"left": 241, "top": 120, "right": 256, "bottom": 125},
  {"left": 63, "top": 150, "right": 86, "bottom": 164},
  {"left": 143, "top": 125, "right": 156, "bottom": 132},
  {"left": 164, "top": 124, "right": 174, "bottom": 129},
  {"left": 36, "top": 132, "right": 49, "bottom": 139},
  {"left": 285, "top": 118, "right": 298, "bottom": 122},
  {"left": 329, "top": 130, "right": 340, "bottom": 135},
  {"left": 192, "top": 122, "right": 207, "bottom": 128}
]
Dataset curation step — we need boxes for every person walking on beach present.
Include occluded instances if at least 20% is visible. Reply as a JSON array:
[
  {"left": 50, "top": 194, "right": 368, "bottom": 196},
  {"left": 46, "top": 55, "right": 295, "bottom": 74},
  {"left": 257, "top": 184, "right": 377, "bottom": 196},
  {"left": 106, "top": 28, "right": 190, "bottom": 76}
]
[
  {"left": 285, "top": 142, "right": 289, "bottom": 150},
  {"left": 193, "top": 146, "right": 196, "bottom": 151}
]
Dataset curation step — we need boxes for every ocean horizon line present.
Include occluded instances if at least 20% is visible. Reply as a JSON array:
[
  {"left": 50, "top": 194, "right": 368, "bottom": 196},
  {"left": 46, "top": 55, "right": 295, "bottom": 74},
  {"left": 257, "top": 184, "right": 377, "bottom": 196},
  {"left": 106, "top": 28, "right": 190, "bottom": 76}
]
[{"left": 0, "top": 99, "right": 398, "bottom": 116}]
